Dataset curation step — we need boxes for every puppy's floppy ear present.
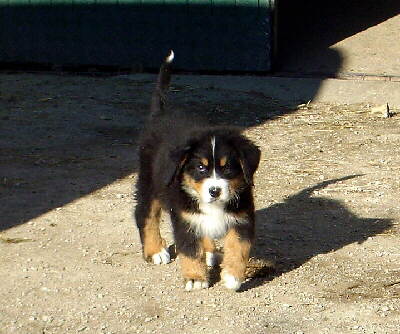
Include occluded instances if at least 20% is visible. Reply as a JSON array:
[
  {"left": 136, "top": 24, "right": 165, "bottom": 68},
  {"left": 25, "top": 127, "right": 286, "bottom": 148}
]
[
  {"left": 233, "top": 136, "right": 261, "bottom": 185},
  {"left": 160, "top": 144, "right": 192, "bottom": 187}
]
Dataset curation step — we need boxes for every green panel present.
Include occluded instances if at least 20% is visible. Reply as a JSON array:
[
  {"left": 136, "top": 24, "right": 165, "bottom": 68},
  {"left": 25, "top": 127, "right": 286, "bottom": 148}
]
[
  {"left": 0, "top": 0, "right": 274, "bottom": 71},
  {"left": 236, "top": 0, "right": 259, "bottom": 7}
]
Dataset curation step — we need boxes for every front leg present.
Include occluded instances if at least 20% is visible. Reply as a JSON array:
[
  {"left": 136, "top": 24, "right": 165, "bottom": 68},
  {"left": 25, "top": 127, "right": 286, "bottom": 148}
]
[
  {"left": 180, "top": 253, "right": 209, "bottom": 291},
  {"left": 221, "top": 225, "right": 253, "bottom": 291},
  {"left": 173, "top": 217, "right": 209, "bottom": 291}
]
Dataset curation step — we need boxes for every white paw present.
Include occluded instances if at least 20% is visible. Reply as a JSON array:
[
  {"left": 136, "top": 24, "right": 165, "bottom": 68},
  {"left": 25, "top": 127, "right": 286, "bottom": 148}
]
[
  {"left": 221, "top": 271, "right": 242, "bottom": 291},
  {"left": 185, "top": 280, "right": 209, "bottom": 292},
  {"left": 206, "top": 252, "right": 218, "bottom": 267},
  {"left": 151, "top": 248, "right": 171, "bottom": 265}
]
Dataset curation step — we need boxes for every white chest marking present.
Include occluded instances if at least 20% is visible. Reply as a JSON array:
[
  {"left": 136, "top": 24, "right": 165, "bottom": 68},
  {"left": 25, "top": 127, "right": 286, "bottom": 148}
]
[{"left": 182, "top": 202, "right": 247, "bottom": 239}]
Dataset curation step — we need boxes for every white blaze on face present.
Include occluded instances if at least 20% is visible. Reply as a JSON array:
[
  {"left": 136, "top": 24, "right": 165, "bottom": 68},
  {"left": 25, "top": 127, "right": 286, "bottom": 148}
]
[
  {"left": 199, "top": 137, "right": 230, "bottom": 204},
  {"left": 211, "top": 136, "right": 216, "bottom": 161}
]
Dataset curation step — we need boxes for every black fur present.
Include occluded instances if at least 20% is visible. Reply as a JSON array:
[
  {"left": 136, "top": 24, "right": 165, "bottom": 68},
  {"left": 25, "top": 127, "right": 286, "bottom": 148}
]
[{"left": 134, "top": 52, "right": 260, "bottom": 264}]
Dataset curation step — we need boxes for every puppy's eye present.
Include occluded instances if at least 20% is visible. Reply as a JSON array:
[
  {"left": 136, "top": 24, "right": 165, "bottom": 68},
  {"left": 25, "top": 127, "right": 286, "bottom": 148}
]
[
  {"left": 223, "top": 166, "right": 232, "bottom": 176},
  {"left": 222, "top": 161, "right": 238, "bottom": 177},
  {"left": 197, "top": 164, "right": 207, "bottom": 173},
  {"left": 223, "top": 165, "right": 231, "bottom": 173}
]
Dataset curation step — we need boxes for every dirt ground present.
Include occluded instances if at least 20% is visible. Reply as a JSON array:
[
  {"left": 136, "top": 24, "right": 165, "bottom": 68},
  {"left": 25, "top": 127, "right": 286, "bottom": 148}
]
[{"left": 1, "top": 73, "right": 399, "bottom": 334}]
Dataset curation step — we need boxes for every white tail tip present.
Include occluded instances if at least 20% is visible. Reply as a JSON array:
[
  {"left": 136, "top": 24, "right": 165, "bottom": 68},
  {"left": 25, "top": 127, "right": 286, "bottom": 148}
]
[{"left": 166, "top": 50, "right": 174, "bottom": 63}]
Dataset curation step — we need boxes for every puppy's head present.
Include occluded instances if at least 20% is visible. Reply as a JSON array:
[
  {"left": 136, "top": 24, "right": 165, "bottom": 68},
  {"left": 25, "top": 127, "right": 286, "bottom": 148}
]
[{"left": 163, "top": 132, "right": 260, "bottom": 205}]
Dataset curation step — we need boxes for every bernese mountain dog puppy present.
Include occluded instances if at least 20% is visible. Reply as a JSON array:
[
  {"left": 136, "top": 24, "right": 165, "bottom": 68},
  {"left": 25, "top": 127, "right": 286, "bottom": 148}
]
[{"left": 134, "top": 51, "right": 260, "bottom": 291}]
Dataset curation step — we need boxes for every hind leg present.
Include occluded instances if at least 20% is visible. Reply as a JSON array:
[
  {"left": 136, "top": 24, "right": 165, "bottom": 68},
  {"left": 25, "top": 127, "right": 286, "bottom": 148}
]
[
  {"left": 134, "top": 143, "right": 170, "bottom": 264},
  {"left": 135, "top": 195, "right": 170, "bottom": 265}
]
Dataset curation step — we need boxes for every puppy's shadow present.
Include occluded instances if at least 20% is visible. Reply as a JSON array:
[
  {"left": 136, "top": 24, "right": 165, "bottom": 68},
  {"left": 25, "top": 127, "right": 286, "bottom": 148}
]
[{"left": 241, "top": 175, "right": 393, "bottom": 291}]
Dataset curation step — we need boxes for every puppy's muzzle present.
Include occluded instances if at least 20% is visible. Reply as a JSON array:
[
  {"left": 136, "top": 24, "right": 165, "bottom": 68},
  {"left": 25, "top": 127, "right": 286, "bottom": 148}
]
[{"left": 209, "top": 186, "right": 222, "bottom": 198}]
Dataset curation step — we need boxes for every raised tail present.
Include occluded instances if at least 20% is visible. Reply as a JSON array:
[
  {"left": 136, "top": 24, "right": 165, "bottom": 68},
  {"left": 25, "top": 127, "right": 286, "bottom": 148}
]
[{"left": 150, "top": 50, "right": 174, "bottom": 118}]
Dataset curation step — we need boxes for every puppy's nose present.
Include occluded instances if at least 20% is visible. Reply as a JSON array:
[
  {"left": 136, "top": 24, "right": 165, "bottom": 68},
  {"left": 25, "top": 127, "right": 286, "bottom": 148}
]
[{"left": 209, "top": 186, "right": 221, "bottom": 198}]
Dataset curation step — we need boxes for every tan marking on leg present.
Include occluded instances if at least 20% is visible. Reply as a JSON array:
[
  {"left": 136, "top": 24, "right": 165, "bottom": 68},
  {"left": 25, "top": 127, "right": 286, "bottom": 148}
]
[
  {"left": 221, "top": 228, "right": 252, "bottom": 281},
  {"left": 142, "top": 199, "right": 165, "bottom": 261},
  {"left": 180, "top": 254, "right": 208, "bottom": 282},
  {"left": 202, "top": 237, "right": 216, "bottom": 254}
]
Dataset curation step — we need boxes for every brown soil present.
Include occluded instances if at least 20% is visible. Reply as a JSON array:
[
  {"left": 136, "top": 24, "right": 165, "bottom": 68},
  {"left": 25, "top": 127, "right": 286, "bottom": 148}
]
[{"left": 1, "top": 73, "right": 399, "bottom": 334}]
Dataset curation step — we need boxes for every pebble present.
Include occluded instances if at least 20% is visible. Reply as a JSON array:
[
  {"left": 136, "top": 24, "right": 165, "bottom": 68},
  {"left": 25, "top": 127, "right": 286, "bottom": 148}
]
[{"left": 42, "top": 315, "right": 53, "bottom": 322}]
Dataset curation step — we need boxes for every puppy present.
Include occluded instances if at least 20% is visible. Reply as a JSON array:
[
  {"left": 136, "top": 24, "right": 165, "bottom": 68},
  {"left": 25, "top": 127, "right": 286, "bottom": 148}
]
[{"left": 134, "top": 51, "right": 260, "bottom": 291}]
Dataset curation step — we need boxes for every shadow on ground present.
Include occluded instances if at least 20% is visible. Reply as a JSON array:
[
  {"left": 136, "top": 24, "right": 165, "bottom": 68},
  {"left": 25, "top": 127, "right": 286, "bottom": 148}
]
[
  {"left": 1, "top": 0, "right": 399, "bottom": 233},
  {"left": 277, "top": 0, "right": 400, "bottom": 75},
  {"left": 0, "top": 76, "right": 150, "bottom": 231},
  {"left": 241, "top": 175, "right": 393, "bottom": 291}
]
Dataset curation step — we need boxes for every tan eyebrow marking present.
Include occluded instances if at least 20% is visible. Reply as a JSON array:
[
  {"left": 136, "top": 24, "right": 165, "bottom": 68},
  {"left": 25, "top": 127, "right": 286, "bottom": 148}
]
[
  {"left": 201, "top": 158, "right": 209, "bottom": 166},
  {"left": 220, "top": 156, "right": 227, "bottom": 167}
]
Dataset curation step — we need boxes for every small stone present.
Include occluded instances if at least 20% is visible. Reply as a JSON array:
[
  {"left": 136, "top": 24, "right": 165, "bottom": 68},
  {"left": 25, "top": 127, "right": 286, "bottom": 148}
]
[
  {"left": 371, "top": 103, "right": 391, "bottom": 118},
  {"left": 42, "top": 315, "right": 53, "bottom": 322}
]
